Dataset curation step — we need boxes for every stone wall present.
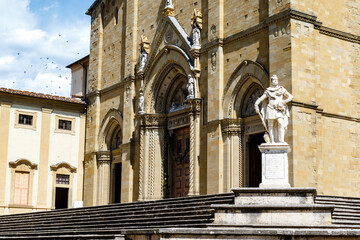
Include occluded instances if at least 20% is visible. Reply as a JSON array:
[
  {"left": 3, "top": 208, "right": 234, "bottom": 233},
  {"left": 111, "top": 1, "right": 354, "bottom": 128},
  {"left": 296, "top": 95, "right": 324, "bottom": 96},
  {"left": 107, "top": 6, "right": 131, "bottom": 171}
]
[{"left": 83, "top": 0, "right": 360, "bottom": 205}]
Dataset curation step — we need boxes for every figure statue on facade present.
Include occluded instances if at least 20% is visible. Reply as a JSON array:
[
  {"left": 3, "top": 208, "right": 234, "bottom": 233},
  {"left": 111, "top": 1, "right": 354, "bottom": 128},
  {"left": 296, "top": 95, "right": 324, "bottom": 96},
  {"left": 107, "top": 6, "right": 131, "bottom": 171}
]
[
  {"left": 191, "top": 9, "right": 203, "bottom": 48},
  {"left": 138, "top": 35, "right": 150, "bottom": 72},
  {"left": 254, "top": 75, "right": 293, "bottom": 143},
  {"left": 138, "top": 91, "right": 145, "bottom": 114},
  {"left": 186, "top": 74, "right": 195, "bottom": 99},
  {"left": 165, "top": 0, "right": 174, "bottom": 8}
]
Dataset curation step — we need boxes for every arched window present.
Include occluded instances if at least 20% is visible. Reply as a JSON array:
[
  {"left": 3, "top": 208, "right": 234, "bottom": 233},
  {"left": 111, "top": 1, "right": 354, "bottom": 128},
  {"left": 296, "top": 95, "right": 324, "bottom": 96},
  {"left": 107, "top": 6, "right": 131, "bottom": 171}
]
[{"left": 9, "top": 159, "right": 37, "bottom": 206}]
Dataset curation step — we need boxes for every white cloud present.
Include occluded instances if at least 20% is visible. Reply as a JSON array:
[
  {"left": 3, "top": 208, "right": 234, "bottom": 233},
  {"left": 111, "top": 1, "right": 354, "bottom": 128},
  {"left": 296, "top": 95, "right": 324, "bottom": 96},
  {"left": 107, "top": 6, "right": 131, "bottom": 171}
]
[
  {"left": 0, "top": 0, "right": 90, "bottom": 97},
  {"left": 0, "top": 56, "right": 16, "bottom": 71}
]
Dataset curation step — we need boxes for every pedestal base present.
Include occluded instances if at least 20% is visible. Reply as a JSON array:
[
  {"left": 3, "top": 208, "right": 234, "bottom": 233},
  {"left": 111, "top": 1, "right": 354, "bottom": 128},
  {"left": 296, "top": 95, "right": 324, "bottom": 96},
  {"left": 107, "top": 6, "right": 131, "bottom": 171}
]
[{"left": 258, "top": 143, "right": 291, "bottom": 188}]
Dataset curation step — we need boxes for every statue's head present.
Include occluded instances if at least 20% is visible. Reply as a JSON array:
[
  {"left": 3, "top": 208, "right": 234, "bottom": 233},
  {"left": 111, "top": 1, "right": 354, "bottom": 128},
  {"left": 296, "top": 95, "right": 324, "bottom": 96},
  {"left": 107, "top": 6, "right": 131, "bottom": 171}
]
[{"left": 270, "top": 75, "right": 278, "bottom": 86}]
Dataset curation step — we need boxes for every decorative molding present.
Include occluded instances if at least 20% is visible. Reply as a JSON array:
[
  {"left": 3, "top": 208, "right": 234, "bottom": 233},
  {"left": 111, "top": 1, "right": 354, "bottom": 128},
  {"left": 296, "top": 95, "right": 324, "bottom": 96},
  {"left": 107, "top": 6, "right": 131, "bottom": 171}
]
[
  {"left": 292, "top": 101, "right": 359, "bottom": 122},
  {"left": 291, "top": 100, "right": 319, "bottom": 110},
  {"left": 185, "top": 98, "right": 202, "bottom": 114},
  {"left": 9, "top": 159, "right": 38, "bottom": 170},
  {"left": 188, "top": 113, "right": 195, "bottom": 195},
  {"left": 138, "top": 127, "right": 145, "bottom": 200},
  {"left": 148, "top": 129, "right": 155, "bottom": 199},
  {"left": 221, "top": 118, "right": 243, "bottom": 136},
  {"left": 316, "top": 26, "right": 360, "bottom": 44},
  {"left": 136, "top": 113, "right": 167, "bottom": 127},
  {"left": 168, "top": 115, "right": 190, "bottom": 130},
  {"left": 201, "top": 9, "right": 359, "bottom": 52},
  {"left": 95, "top": 151, "right": 111, "bottom": 164},
  {"left": 50, "top": 161, "right": 77, "bottom": 173}
]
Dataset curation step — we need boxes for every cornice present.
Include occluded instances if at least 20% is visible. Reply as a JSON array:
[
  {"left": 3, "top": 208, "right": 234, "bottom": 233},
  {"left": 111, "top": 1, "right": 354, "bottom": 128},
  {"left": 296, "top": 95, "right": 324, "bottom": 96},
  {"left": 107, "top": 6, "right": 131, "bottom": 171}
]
[
  {"left": 316, "top": 26, "right": 360, "bottom": 44},
  {"left": 292, "top": 101, "right": 359, "bottom": 122}
]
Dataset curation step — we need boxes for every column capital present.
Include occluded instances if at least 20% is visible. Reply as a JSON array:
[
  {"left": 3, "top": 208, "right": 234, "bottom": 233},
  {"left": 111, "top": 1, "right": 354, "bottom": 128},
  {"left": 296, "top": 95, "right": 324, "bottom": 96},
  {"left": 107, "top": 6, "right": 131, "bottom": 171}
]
[{"left": 96, "top": 151, "right": 111, "bottom": 164}]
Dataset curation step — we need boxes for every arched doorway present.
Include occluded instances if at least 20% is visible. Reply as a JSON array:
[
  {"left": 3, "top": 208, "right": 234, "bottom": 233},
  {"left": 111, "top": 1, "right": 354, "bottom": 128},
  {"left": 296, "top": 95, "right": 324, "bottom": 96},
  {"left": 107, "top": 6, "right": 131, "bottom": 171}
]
[
  {"left": 222, "top": 60, "right": 269, "bottom": 189},
  {"left": 137, "top": 61, "right": 201, "bottom": 200},
  {"left": 97, "top": 109, "right": 123, "bottom": 205}
]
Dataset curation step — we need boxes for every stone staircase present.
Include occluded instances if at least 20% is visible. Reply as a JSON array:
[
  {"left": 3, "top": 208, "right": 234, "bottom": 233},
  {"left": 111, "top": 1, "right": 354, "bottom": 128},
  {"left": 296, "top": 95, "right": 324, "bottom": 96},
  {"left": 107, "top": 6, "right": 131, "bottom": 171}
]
[
  {"left": 315, "top": 195, "right": 360, "bottom": 226},
  {"left": 0, "top": 193, "right": 234, "bottom": 238},
  {"left": 0, "top": 193, "right": 360, "bottom": 239}
]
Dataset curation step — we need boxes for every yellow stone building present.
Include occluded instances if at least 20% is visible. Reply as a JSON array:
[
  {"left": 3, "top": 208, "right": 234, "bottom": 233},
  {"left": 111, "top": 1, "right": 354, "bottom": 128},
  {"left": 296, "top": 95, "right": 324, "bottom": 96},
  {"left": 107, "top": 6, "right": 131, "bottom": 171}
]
[
  {"left": 0, "top": 88, "right": 86, "bottom": 214},
  {"left": 83, "top": 0, "right": 360, "bottom": 206}
]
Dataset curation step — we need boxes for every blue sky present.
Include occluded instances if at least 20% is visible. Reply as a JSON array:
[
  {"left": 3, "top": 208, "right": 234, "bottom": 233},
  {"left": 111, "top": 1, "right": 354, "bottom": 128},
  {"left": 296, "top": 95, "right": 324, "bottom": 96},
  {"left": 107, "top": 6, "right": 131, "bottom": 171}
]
[{"left": 0, "top": 0, "right": 94, "bottom": 96}]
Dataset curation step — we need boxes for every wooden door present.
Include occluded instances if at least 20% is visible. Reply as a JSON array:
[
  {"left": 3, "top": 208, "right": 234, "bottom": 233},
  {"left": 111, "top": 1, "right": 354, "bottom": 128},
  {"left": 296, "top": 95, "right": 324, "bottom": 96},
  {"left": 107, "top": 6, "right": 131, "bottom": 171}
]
[{"left": 171, "top": 127, "right": 190, "bottom": 198}]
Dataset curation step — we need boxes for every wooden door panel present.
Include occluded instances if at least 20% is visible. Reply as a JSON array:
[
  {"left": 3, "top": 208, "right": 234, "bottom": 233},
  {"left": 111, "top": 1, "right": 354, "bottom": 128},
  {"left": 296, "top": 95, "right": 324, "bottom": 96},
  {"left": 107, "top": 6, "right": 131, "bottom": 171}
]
[{"left": 171, "top": 127, "right": 190, "bottom": 198}]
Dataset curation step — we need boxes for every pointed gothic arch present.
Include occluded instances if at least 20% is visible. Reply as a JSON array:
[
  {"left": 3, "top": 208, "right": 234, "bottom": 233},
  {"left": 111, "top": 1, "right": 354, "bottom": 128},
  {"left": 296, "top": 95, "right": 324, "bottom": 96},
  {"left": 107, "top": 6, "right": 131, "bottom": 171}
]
[
  {"left": 222, "top": 60, "right": 269, "bottom": 118},
  {"left": 98, "top": 108, "right": 123, "bottom": 151},
  {"left": 143, "top": 46, "right": 196, "bottom": 114}
]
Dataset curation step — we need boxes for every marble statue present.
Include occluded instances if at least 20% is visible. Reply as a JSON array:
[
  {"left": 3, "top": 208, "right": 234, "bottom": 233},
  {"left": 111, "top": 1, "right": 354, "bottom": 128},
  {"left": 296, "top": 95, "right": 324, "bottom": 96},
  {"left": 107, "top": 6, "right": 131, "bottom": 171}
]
[
  {"left": 165, "top": 0, "right": 174, "bottom": 8},
  {"left": 186, "top": 74, "right": 195, "bottom": 99},
  {"left": 191, "top": 9, "right": 203, "bottom": 47},
  {"left": 254, "top": 75, "right": 293, "bottom": 143},
  {"left": 138, "top": 91, "right": 145, "bottom": 114},
  {"left": 138, "top": 35, "right": 150, "bottom": 72}
]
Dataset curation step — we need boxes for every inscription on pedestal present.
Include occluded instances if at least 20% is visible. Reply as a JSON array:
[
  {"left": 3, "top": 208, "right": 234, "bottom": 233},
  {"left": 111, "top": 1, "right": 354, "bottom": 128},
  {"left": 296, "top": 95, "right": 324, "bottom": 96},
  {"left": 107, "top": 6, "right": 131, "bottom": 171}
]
[{"left": 265, "top": 154, "right": 285, "bottom": 179}]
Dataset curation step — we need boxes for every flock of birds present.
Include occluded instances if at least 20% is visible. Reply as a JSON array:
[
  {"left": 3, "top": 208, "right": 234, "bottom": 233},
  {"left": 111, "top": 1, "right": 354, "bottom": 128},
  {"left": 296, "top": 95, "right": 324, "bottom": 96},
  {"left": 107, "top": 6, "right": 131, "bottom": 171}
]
[{"left": 10, "top": 33, "right": 84, "bottom": 96}]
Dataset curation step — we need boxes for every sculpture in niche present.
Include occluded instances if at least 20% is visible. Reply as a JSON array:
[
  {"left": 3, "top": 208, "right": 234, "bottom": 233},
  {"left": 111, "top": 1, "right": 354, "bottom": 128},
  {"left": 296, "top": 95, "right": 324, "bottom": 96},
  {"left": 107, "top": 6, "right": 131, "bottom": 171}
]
[
  {"left": 254, "top": 75, "right": 293, "bottom": 143},
  {"left": 191, "top": 9, "right": 203, "bottom": 48},
  {"left": 186, "top": 74, "right": 195, "bottom": 99},
  {"left": 165, "top": 0, "right": 174, "bottom": 8},
  {"left": 138, "top": 35, "right": 150, "bottom": 72},
  {"left": 169, "top": 84, "right": 187, "bottom": 113},
  {"left": 138, "top": 90, "right": 145, "bottom": 114},
  {"left": 244, "top": 89, "right": 262, "bottom": 117}
]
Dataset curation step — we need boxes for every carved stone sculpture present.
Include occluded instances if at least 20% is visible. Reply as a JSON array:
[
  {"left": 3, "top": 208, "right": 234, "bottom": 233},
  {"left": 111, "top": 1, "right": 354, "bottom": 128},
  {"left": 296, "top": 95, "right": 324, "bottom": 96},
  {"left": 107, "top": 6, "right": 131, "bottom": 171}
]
[
  {"left": 254, "top": 75, "right": 293, "bottom": 143},
  {"left": 165, "top": 0, "right": 174, "bottom": 8},
  {"left": 138, "top": 35, "right": 150, "bottom": 72},
  {"left": 191, "top": 9, "right": 202, "bottom": 48},
  {"left": 186, "top": 74, "right": 195, "bottom": 99},
  {"left": 138, "top": 91, "right": 145, "bottom": 114}
]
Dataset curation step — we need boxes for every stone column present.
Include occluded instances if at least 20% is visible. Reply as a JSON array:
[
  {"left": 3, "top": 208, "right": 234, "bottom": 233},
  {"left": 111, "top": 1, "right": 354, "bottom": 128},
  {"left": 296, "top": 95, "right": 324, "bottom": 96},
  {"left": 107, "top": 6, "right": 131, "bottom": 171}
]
[
  {"left": 186, "top": 98, "right": 201, "bottom": 196},
  {"left": 221, "top": 119, "right": 243, "bottom": 191},
  {"left": 136, "top": 114, "right": 166, "bottom": 200},
  {"left": 96, "top": 151, "right": 111, "bottom": 205},
  {"left": 138, "top": 125, "right": 145, "bottom": 201}
]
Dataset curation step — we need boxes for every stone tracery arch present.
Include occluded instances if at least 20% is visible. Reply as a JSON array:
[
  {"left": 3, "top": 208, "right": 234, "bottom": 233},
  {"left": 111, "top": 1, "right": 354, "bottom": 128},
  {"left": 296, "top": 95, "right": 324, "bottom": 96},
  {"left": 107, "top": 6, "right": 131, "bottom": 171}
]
[
  {"left": 98, "top": 108, "right": 123, "bottom": 151},
  {"left": 222, "top": 60, "right": 269, "bottom": 118},
  {"left": 143, "top": 46, "right": 196, "bottom": 114}
]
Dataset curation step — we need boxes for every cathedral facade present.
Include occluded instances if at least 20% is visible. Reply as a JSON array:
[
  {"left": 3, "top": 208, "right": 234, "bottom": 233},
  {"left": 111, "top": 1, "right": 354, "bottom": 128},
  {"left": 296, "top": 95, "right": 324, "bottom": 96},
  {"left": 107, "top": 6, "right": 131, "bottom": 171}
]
[{"left": 83, "top": 0, "right": 360, "bottom": 206}]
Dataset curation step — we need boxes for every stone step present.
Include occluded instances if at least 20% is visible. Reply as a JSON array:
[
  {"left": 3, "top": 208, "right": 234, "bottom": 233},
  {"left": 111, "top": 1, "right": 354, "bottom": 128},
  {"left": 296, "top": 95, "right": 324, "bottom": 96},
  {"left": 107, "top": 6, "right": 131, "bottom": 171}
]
[
  {"left": 233, "top": 188, "right": 317, "bottom": 205},
  {"left": 0, "top": 203, "right": 215, "bottom": 224},
  {"left": 0, "top": 218, "right": 213, "bottom": 234},
  {"left": 0, "top": 208, "right": 215, "bottom": 230},
  {"left": 0, "top": 194, "right": 233, "bottom": 221},
  {"left": 0, "top": 234, "right": 124, "bottom": 240},
  {"left": 316, "top": 199, "right": 360, "bottom": 207},
  {"left": 316, "top": 195, "right": 360, "bottom": 204},
  {"left": 332, "top": 215, "right": 360, "bottom": 221},
  {"left": 0, "top": 196, "right": 232, "bottom": 221},
  {"left": 332, "top": 219, "right": 360, "bottom": 225},
  {"left": 212, "top": 204, "right": 333, "bottom": 226},
  {"left": 333, "top": 212, "right": 360, "bottom": 218}
]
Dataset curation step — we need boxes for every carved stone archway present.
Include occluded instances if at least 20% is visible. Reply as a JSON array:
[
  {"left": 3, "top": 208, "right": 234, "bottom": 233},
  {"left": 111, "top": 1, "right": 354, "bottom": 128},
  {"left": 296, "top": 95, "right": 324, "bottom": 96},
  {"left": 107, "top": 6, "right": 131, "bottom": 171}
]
[
  {"left": 96, "top": 108, "right": 123, "bottom": 205},
  {"left": 221, "top": 60, "right": 269, "bottom": 190},
  {"left": 136, "top": 46, "right": 201, "bottom": 201}
]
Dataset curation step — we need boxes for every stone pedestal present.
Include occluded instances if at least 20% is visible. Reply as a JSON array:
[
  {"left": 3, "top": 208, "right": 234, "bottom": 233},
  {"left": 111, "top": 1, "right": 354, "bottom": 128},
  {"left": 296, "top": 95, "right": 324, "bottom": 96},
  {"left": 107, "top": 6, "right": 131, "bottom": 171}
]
[
  {"left": 258, "top": 143, "right": 291, "bottom": 188},
  {"left": 212, "top": 188, "right": 334, "bottom": 226}
]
